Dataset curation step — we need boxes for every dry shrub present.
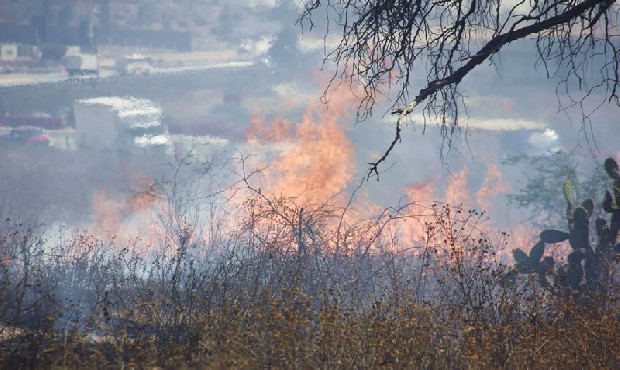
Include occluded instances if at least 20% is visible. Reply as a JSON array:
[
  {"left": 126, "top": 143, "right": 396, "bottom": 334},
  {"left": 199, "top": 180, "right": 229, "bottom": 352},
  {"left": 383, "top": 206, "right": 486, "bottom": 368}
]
[{"left": 0, "top": 163, "right": 618, "bottom": 368}]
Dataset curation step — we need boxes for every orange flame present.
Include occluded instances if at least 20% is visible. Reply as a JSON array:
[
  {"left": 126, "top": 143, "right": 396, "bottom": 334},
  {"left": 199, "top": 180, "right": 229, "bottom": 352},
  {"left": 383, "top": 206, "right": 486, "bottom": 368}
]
[
  {"left": 476, "top": 163, "right": 510, "bottom": 211},
  {"left": 86, "top": 178, "right": 160, "bottom": 252},
  {"left": 243, "top": 85, "right": 357, "bottom": 205},
  {"left": 402, "top": 162, "right": 514, "bottom": 257}
]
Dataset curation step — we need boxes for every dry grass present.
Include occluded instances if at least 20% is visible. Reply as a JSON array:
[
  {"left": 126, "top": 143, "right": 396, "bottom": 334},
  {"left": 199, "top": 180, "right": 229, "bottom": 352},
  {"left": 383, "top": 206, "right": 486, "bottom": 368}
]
[
  {"left": 1, "top": 219, "right": 618, "bottom": 369},
  {"left": 1, "top": 155, "right": 618, "bottom": 368},
  {"left": 1, "top": 294, "right": 618, "bottom": 368}
]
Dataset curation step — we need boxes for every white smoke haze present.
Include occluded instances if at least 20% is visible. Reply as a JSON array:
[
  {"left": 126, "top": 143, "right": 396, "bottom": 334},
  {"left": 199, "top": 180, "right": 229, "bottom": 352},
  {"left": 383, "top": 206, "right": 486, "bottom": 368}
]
[
  {"left": 240, "top": 35, "right": 274, "bottom": 54},
  {"left": 297, "top": 34, "right": 343, "bottom": 54},
  {"left": 1, "top": 2, "right": 619, "bottom": 366},
  {"left": 0, "top": 0, "right": 615, "bottom": 285},
  {"left": 246, "top": 0, "right": 280, "bottom": 8},
  {"left": 527, "top": 129, "right": 561, "bottom": 155},
  {"left": 383, "top": 114, "right": 548, "bottom": 131}
]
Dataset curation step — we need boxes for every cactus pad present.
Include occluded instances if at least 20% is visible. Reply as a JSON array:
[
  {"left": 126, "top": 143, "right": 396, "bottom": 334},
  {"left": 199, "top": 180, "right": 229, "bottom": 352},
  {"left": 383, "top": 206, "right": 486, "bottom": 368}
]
[
  {"left": 513, "top": 248, "right": 529, "bottom": 265},
  {"left": 540, "top": 229, "right": 570, "bottom": 244},
  {"left": 604, "top": 157, "right": 619, "bottom": 180}
]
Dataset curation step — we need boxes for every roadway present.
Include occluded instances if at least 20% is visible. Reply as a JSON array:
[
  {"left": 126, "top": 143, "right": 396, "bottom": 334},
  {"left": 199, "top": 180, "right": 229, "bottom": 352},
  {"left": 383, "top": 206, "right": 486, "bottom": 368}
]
[
  {"left": 0, "top": 60, "right": 256, "bottom": 89},
  {"left": 0, "top": 60, "right": 265, "bottom": 116}
]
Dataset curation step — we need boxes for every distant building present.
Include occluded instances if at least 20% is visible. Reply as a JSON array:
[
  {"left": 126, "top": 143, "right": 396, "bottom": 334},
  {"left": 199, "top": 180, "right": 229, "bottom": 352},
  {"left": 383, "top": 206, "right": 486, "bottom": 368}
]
[
  {"left": 0, "top": 43, "right": 18, "bottom": 61},
  {"left": 0, "top": 19, "right": 192, "bottom": 51},
  {"left": 0, "top": 42, "right": 39, "bottom": 61}
]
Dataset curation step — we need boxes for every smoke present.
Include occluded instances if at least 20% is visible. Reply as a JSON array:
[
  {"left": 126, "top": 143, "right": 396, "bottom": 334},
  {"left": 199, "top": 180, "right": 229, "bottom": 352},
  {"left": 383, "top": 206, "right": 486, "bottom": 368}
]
[
  {"left": 387, "top": 114, "right": 548, "bottom": 131},
  {"left": 1, "top": 0, "right": 616, "bottom": 281},
  {"left": 527, "top": 129, "right": 561, "bottom": 155}
]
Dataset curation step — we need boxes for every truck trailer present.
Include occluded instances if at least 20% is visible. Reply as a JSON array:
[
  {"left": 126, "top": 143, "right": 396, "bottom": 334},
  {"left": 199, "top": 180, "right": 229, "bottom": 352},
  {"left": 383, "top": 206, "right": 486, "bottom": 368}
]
[
  {"left": 63, "top": 46, "right": 99, "bottom": 76},
  {"left": 73, "top": 96, "right": 171, "bottom": 155}
]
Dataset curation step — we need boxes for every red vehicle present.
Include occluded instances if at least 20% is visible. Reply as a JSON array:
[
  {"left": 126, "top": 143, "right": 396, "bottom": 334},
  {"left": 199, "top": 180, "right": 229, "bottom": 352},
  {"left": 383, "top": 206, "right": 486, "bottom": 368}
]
[{"left": 8, "top": 126, "right": 53, "bottom": 145}]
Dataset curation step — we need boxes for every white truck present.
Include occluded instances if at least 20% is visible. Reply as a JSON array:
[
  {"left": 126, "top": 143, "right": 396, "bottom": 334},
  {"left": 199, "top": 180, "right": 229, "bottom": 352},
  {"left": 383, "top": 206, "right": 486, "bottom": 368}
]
[
  {"left": 117, "top": 54, "right": 154, "bottom": 76},
  {"left": 63, "top": 47, "right": 99, "bottom": 77},
  {"left": 73, "top": 96, "right": 171, "bottom": 155}
]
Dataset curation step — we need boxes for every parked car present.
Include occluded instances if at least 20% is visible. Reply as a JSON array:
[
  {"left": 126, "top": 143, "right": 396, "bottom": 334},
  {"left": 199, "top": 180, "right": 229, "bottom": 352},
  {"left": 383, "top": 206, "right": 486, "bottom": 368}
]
[{"left": 9, "top": 126, "right": 53, "bottom": 145}]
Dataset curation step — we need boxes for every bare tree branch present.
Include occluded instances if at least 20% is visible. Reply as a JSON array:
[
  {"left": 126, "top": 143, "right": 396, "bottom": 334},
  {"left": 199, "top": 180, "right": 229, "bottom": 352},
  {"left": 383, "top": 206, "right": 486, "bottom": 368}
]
[{"left": 299, "top": 0, "right": 619, "bottom": 178}]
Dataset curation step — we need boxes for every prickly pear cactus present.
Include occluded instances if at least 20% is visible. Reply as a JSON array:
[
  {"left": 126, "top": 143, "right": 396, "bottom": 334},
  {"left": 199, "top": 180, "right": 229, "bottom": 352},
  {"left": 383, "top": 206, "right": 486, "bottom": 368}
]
[
  {"left": 513, "top": 241, "right": 548, "bottom": 271},
  {"left": 512, "top": 157, "right": 620, "bottom": 310},
  {"left": 602, "top": 158, "right": 620, "bottom": 246}
]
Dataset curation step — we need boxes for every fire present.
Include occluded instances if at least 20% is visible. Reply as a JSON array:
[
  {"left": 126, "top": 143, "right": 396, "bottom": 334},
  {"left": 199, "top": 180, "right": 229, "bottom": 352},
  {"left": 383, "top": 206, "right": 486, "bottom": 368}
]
[
  {"left": 242, "top": 85, "right": 357, "bottom": 205},
  {"left": 86, "top": 179, "right": 160, "bottom": 251},
  {"left": 235, "top": 82, "right": 377, "bottom": 254},
  {"left": 445, "top": 167, "right": 471, "bottom": 206},
  {"left": 246, "top": 113, "right": 293, "bottom": 144},
  {"left": 476, "top": 163, "right": 510, "bottom": 211},
  {"left": 404, "top": 163, "right": 511, "bottom": 225},
  {"left": 239, "top": 80, "right": 523, "bottom": 258},
  {"left": 90, "top": 189, "right": 128, "bottom": 238},
  {"left": 73, "top": 76, "right": 549, "bottom": 263},
  {"left": 402, "top": 162, "right": 515, "bottom": 258}
]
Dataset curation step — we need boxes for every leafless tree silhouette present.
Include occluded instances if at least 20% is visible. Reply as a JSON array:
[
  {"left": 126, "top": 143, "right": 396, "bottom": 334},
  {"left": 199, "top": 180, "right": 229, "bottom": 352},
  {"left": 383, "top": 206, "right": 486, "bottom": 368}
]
[{"left": 298, "top": 0, "right": 619, "bottom": 176}]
